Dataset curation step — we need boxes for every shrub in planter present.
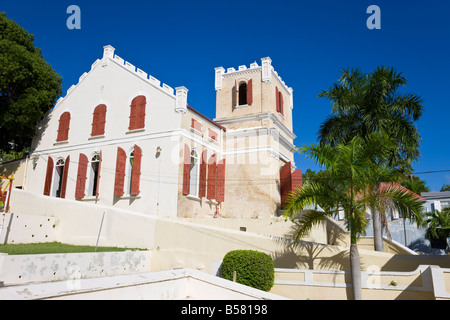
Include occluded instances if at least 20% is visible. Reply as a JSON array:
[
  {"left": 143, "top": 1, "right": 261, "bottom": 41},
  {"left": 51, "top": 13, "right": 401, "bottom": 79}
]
[{"left": 221, "top": 250, "right": 274, "bottom": 291}]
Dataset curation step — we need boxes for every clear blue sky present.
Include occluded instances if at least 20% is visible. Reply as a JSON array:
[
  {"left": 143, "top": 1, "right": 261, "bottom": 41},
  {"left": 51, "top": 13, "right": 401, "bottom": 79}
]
[{"left": 2, "top": 0, "right": 449, "bottom": 191}]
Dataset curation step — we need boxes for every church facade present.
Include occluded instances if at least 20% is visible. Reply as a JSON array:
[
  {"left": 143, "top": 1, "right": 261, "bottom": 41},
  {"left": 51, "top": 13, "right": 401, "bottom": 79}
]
[{"left": 25, "top": 45, "right": 301, "bottom": 219}]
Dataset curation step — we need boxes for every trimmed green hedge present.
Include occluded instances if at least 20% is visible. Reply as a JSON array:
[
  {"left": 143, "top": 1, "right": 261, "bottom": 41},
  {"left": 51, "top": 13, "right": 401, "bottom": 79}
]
[{"left": 221, "top": 250, "right": 274, "bottom": 291}]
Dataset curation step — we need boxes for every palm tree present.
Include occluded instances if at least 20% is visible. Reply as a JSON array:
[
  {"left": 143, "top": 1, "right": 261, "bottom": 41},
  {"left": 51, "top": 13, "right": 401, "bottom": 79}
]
[
  {"left": 284, "top": 133, "right": 424, "bottom": 300},
  {"left": 317, "top": 66, "right": 424, "bottom": 251},
  {"left": 318, "top": 66, "right": 423, "bottom": 168}
]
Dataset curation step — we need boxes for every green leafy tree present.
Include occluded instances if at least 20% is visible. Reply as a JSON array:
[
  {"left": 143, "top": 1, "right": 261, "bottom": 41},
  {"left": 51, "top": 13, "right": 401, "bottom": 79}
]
[
  {"left": 440, "top": 184, "right": 450, "bottom": 192},
  {"left": 284, "top": 133, "right": 424, "bottom": 300},
  {"left": 318, "top": 66, "right": 423, "bottom": 172},
  {"left": 400, "top": 175, "right": 430, "bottom": 195},
  {"left": 0, "top": 12, "right": 62, "bottom": 159}
]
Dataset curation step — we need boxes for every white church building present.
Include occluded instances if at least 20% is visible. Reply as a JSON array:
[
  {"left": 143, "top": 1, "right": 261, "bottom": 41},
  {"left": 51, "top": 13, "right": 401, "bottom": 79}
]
[{"left": 24, "top": 45, "right": 301, "bottom": 219}]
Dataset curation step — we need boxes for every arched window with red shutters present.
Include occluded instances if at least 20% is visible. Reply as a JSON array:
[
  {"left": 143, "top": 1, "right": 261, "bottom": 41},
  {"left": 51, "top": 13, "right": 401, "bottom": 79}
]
[
  {"left": 129, "top": 95, "right": 146, "bottom": 131},
  {"left": 56, "top": 112, "right": 71, "bottom": 142},
  {"left": 234, "top": 79, "right": 253, "bottom": 107},
  {"left": 91, "top": 104, "right": 107, "bottom": 137}
]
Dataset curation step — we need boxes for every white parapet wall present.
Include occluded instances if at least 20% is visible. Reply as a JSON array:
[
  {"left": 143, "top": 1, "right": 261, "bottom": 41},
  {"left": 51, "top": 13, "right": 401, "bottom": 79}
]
[
  {"left": 0, "top": 250, "right": 151, "bottom": 286},
  {"left": 0, "top": 268, "right": 288, "bottom": 300}
]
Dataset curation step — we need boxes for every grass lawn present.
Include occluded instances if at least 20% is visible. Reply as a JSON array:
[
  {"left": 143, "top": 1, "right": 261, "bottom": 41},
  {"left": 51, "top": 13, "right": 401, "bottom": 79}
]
[{"left": 0, "top": 242, "right": 146, "bottom": 255}]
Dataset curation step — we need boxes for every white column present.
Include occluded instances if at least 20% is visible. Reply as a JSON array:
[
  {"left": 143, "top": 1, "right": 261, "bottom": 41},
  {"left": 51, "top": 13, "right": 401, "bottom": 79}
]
[
  {"left": 215, "top": 67, "right": 225, "bottom": 91},
  {"left": 261, "top": 57, "right": 272, "bottom": 83},
  {"left": 175, "top": 86, "right": 188, "bottom": 114}
]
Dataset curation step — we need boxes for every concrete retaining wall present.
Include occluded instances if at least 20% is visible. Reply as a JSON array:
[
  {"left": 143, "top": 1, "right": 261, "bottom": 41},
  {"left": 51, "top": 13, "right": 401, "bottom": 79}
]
[{"left": 0, "top": 250, "right": 151, "bottom": 286}]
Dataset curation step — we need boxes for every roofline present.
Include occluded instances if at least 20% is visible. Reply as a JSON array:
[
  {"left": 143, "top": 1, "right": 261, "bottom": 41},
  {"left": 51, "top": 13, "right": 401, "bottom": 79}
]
[{"left": 187, "top": 105, "right": 226, "bottom": 132}]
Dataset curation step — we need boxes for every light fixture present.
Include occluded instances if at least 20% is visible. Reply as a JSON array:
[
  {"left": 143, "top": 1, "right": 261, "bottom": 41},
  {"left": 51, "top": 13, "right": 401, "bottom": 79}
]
[{"left": 155, "top": 146, "right": 162, "bottom": 158}]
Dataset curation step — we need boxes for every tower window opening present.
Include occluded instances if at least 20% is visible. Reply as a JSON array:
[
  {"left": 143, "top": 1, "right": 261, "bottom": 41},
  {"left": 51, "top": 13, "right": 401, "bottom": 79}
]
[{"left": 238, "top": 82, "right": 247, "bottom": 106}]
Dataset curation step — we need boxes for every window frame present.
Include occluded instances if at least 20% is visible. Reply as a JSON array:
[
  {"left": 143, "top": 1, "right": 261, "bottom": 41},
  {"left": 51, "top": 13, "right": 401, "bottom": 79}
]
[
  {"left": 87, "top": 153, "right": 101, "bottom": 197},
  {"left": 51, "top": 158, "right": 65, "bottom": 198}
]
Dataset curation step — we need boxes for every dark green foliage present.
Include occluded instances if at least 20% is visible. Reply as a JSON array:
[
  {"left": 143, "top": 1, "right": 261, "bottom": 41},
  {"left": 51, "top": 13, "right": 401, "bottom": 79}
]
[
  {"left": 318, "top": 66, "right": 424, "bottom": 173},
  {"left": 425, "top": 207, "right": 450, "bottom": 249},
  {"left": 221, "top": 250, "right": 274, "bottom": 292},
  {"left": 399, "top": 175, "right": 430, "bottom": 195},
  {"left": 0, "top": 12, "right": 62, "bottom": 158}
]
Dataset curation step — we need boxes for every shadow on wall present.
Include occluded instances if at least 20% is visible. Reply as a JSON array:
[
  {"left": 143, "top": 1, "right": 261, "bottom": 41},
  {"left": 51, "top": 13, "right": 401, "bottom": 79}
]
[
  {"left": 271, "top": 240, "right": 350, "bottom": 271},
  {"left": 29, "top": 109, "right": 52, "bottom": 155}
]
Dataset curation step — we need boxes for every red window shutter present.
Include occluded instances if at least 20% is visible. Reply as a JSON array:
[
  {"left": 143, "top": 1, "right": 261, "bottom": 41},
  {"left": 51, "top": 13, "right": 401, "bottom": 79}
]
[
  {"left": 198, "top": 150, "right": 207, "bottom": 197},
  {"left": 75, "top": 153, "right": 88, "bottom": 199},
  {"left": 96, "top": 151, "right": 102, "bottom": 197},
  {"left": 91, "top": 104, "right": 106, "bottom": 136},
  {"left": 280, "top": 161, "right": 292, "bottom": 208},
  {"left": 60, "top": 155, "right": 70, "bottom": 199},
  {"left": 130, "top": 145, "right": 142, "bottom": 195},
  {"left": 208, "top": 128, "right": 217, "bottom": 140},
  {"left": 114, "top": 147, "right": 127, "bottom": 196},
  {"left": 291, "top": 169, "right": 302, "bottom": 194},
  {"left": 216, "top": 158, "right": 226, "bottom": 202},
  {"left": 207, "top": 154, "right": 217, "bottom": 200},
  {"left": 280, "top": 92, "right": 284, "bottom": 116},
  {"left": 43, "top": 157, "right": 54, "bottom": 196},
  {"left": 275, "top": 87, "right": 280, "bottom": 113},
  {"left": 136, "top": 96, "right": 146, "bottom": 129},
  {"left": 182, "top": 144, "right": 191, "bottom": 195},
  {"left": 129, "top": 96, "right": 146, "bottom": 130},
  {"left": 129, "top": 101, "right": 137, "bottom": 130},
  {"left": 57, "top": 112, "right": 71, "bottom": 142},
  {"left": 247, "top": 79, "right": 253, "bottom": 105}
]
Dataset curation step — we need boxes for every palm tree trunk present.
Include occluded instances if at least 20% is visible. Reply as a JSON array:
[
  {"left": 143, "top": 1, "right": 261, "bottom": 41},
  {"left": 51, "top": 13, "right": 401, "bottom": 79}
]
[
  {"left": 372, "top": 207, "right": 384, "bottom": 252},
  {"left": 350, "top": 243, "right": 362, "bottom": 300},
  {"left": 349, "top": 211, "right": 362, "bottom": 300}
]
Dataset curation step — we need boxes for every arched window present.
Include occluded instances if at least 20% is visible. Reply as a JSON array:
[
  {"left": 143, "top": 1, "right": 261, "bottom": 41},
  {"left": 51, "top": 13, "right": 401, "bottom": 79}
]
[
  {"left": 44, "top": 156, "right": 69, "bottom": 198},
  {"left": 189, "top": 149, "right": 200, "bottom": 196},
  {"left": 91, "top": 104, "right": 107, "bottom": 137},
  {"left": 129, "top": 96, "right": 146, "bottom": 131},
  {"left": 115, "top": 145, "right": 142, "bottom": 196},
  {"left": 238, "top": 82, "right": 247, "bottom": 106},
  {"left": 88, "top": 153, "right": 102, "bottom": 197},
  {"left": 126, "top": 149, "right": 135, "bottom": 195},
  {"left": 53, "top": 158, "right": 66, "bottom": 198},
  {"left": 56, "top": 112, "right": 71, "bottom": 142}
]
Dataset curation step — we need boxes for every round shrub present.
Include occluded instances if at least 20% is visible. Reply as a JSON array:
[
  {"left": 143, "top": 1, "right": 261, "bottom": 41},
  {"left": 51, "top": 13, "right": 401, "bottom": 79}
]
[{"left": 221, "top": 250, "right": 274, "bottom": 291}]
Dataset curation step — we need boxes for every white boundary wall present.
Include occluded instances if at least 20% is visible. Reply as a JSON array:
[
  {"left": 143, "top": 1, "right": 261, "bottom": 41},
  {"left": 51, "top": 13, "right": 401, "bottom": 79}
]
[
  {"left": 8, "top": 189, "right": 156, "bottom": 249},
  {"left": 0, "top": 250, "right": 151, "bottom": 286}
]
